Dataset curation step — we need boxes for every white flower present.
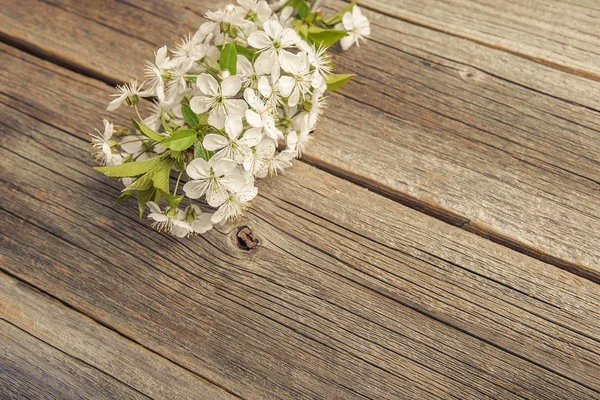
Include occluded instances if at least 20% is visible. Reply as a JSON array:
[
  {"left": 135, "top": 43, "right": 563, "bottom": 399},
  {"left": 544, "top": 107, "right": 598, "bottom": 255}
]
[
  {"left": 236, "top": 55, "right": 273, "bottom": 89},
  {"left": 173, "top": 35, "right": 207, "bottom": 72},
  {"left": 203, "top": 115, "right": 263, "bottom": 162},
  {"left": 91, "top": 119, "right": 116, "bottom": 165},
  {"left": 244, "top": 138, "right": 276, "bottom": 177},
  {"left": 244, "top": 88, "right": 282, "bottom": 141},
  {"left": 286, "top": 112, "right": 314, "bottom": 156},
  {"left": 265, "top": 149, "right": 297, "bottom": 176},
  {"left": 147, "top": 202, "right": 193, "bottom": 237},
  {"left": 298, "top": 42, "right": 332, "bottom": 88},
  {"left": 145, "top": 46, "right": 176, "bottom": 102},
  {"left": 190, "top": 74, "right": 247, "bottom": 129},
  {"left": 278, "top": 52, "right": 312, "bottom": 107},
  {"left": 237, "top": 0, "right": 272, "bottom": 23},
  {"left": 247, "top": 20, "right": 300, "bottom": 70},
  {"left": 107, "top": 80, "right": 150, "bottom": 111},
  {"left": 336, "top": 5, "right": 370, "bottom": 50},
  {"left": 211, "top": 181, "right": 258, "bottom": 224},
  {"left": 248, "top": 20, "right": 300, "bottom": 54},
  {"left": 187, "top": 205, "right": 214, "bottom": 234},
  {"left": 183, "top": 157, "right": 245, "bottom": 207}
]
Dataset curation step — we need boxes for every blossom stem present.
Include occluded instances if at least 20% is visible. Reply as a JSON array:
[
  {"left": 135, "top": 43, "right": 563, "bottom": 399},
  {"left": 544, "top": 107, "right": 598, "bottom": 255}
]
[{"left": 174, "top": 169, "right": 184, "bottom": 195}]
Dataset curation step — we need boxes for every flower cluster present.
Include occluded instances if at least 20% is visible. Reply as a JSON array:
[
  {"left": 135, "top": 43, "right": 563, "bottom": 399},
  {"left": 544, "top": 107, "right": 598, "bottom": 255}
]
[{"left": 92, "top": 0, "right": 369, "bottom": 237}]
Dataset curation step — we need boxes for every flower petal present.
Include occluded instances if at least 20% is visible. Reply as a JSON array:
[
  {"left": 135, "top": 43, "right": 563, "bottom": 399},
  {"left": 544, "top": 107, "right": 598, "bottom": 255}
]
[
  {"left": 245, "top": 109, "right": 263, "bottom": 128},
  {"left": 186, "top": 158, "right": 211, "bottom": 179},
  {"left": 212, "top": 158, "right": 238, "bottom": 176},
  {"left": 196, "top": 73, "right": 219, "bottom": 95},
  {"left": 225, "top": 115, "right": 244, "bottom": 139},
  {"left": 208, "top": 106, "right": 226, "bottom": 129},
  {"left": 191, "top": 213, "right": 214, "bottom": 233},
  {"left": 203, "top": 134, "right": 230, "bottom": 151},
  {"left": 224, "top": 99, "right": 249, "bottom": 116},
  {"left": 240, "top": 127, "right": 264, "bottom": 147},
  {"left": 277, "top": 76, "right": 295, "bottom": 97},
  {"left": 340, "top": 35, "right": 354, "bottom": 51},
  {"left": 189, "top": 96, "right": 211, "bottom": 113},
  {"left": 221, "top": 75, "right": 242, "bottom": 97},
  {"left": 183, "top": 179, "right": 208, "bottom": 199},
  {"left": 247, "top": 31, "right": 272, "bottom": 49},
  {"left": 263, "top": 20, "right": 282, "bottom": 40},
  {"left": 254, "top": 52, "right": 274, "bottom": 75}
]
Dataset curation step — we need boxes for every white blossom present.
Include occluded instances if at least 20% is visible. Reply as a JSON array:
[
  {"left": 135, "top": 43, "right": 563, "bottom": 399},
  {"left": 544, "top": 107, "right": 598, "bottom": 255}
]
[
  {"left": 96, "top": 0, "right": 369, "bottom": 237},
  {"left": 190, "top": 74, "right": 248, "bottom": 129},
  {"left": 336, "top": 5, "right": 370, "bottom": 50}
]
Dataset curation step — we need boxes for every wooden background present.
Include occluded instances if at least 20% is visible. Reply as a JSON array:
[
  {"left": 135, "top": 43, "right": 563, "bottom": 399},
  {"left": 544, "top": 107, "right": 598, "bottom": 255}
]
[{"left": 1, "top": 0, "right": 599, "bottom": 398}]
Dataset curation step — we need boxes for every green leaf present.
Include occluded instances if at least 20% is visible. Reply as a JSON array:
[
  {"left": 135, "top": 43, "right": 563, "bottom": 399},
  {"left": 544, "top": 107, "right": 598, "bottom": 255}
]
[
  {"left": 220, "top": 43, "right": 237, "bottom": 75},
  {"left": 95, "top": 157, "right": 162, "bottom": 178},
  {"left": 194, "top": 141, "right": 212, "bottom": 161},
  {"left": 137, "top": 188, "right": 156, "bottom": 218},
  {"left": 235, "top": 44, "right": 255, "bottom": 60},
  {"left": 135, "top": 120, "right": 165, "bottom": 142},
  {"left": 307, "top": 27, "right": 348, "bottom": 47},
  {"left": 161, "top": 129, "right": 197, "bottom": 151},
  {"left": 326, "top": 73, "right": 355, "bottom": 91},
  {"left": 122, "top": 170, "right": 154, "bottom": 192},
  {"left": 181, "top": 103, "right": 200, "bottom": 129},
  {"left": 297, "top": 0, "right": 310, "bottom": 19},
  {"left": 157, "top": 189, "right": 184, "bottom": 208},
  {"left": 114, "top": 191, "right": 133, "bottom": 205},
  {"left": 151, "top": 160, "right": 172, "bottom": 194},
  {"left": 298, "top": 24, "right": 309, "bottom": 40},
  {"left": 324, "top": 1, "right": 356, "bottom": 26}
]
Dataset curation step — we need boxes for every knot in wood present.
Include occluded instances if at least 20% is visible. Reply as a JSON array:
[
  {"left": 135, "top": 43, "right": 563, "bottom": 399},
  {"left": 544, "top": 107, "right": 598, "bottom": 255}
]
[{"left": 236, "top": 226, "right": 259, "bottom": 251}]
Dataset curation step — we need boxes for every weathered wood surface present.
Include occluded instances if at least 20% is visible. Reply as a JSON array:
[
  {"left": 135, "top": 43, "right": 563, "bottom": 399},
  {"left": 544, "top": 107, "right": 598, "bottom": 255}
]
[
  {"left": 355, "top": 0, "right": 600, "bottom": 79},
  {"left": 0, "top": 272, "right": 237, "bottom": 399},
  {"left": 0, "top": 319, "right": 148, "bottom": 399},
  {"left": 2, "top": 0, "right": 599, "bottom": 279},
  {"left": 2, "top": 43, "right": 600, "bottom": 398}
]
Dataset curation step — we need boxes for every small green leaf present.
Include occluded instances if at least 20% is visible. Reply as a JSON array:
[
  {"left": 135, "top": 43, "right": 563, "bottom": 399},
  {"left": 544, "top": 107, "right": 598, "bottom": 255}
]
[
  {"left": 326, "top": 73, "right": 355, "bottom": 91},
  {"left": 151, "top": 160, "right": 172, "bottom": 193},
  {"left": 297, "top": 0, "right": 310, "bottom": 19},
  {"left": 134, "top": 120, "right": 165, "bottom": 142},
  {"left": 122, "top": 171, "right": 154, "bottom": 192},
  {"left": 194, "top": 141, "right": 212, "bottom": 161},
  {"left": 161, "top": 129, "right": 197, "bottom": 151},
  {"left": 235, "top": 44, "right": 255, "bottom": 60},
  {"left": 114, "top": 191, "right": 133, "bottom": 205},
  {"left": 157, "top": 189, "right": 184, "bottom": 208},
  {"left": 220, "top": 43, "right": 237, "bottom": 75},
  {"left": 95, "top": 157, "right": 162, "bottom": 178},
  {"left": 137, "top": 188, "right": 156, "bottom": 218},
  {"left": 298, "top": 24, "right": 309, "bottom": 40},
  {"left": 324, "top": 1, "right": 356, "bottom": 26},
  {"left": 182, "top": 103, "right": 200, "bottom": 129},
  {"left": 307, "top": 27, "right": 348, "bottom": 47}
]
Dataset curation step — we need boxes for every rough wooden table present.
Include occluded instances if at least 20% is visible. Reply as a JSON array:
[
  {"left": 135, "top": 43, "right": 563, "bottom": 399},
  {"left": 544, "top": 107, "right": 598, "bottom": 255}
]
[{"left": 1, "top": 0, "right": 599, "bottom": 398}]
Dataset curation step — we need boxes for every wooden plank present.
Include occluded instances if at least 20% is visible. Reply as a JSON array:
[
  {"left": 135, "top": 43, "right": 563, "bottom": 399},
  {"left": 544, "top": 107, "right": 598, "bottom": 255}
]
[
  {"left": 0, "top": 321, "right": 148, "bottom": 399},
  {"left": 0, "top": 272, "right": 239, "bottom": 400},
  {"left": 1, "top": 0, "right": 599, "bottom": 278},
  {"left": 354, "top": 0, "right": 600, "bottom": 79},
  {"left": 1, "top": 44, "right": 600, "bottom": 398}
]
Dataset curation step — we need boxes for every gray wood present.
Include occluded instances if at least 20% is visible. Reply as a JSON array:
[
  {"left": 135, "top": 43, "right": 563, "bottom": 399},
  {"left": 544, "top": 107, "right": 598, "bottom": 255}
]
[
  {"left": 1, "top": 0, "right": 599, "bottom": 279},
  {"left": 0, "top": 320, "right": 148, "bottom": 399},
  {"left": 1, "top": 43, "right": 600, "bottom": 399},
  {"left": 354, "top": 0, "right": 600, "bottom": 79},
  {"left": 0, "top": 272, "right": 239, "bottom": 400}
]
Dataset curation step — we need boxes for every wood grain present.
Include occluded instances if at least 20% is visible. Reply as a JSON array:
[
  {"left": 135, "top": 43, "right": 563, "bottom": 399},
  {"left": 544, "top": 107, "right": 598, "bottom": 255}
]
[
  {"left": 2, "top": 0, "right": 598, "bottom": 278},
  {"left": 0, "top": 320, "right": 148, "bottom": 399},
  {"left": 0, "top": 271, "right": 238, "bottom": 400},
  {"left": 1, "top": 43, "right": 600, "bottom": 398},
  {"left": 354, "top": 0, "right": 600, "bottom": 79}
]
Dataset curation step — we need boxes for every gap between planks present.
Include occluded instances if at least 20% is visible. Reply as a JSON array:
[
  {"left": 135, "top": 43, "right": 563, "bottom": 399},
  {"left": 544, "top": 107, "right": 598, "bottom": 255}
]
[{"left": 0, "top": 32, "right": 598, "bottom": 286}]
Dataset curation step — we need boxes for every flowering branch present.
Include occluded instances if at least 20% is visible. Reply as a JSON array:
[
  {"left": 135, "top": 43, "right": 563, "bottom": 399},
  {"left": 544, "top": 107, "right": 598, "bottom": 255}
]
[{"left": 92, "top": 0, "right": 370, "bottom": 237}]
